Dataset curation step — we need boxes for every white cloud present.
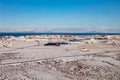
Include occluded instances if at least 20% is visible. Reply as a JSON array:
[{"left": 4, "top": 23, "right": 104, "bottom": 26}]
[
  {"left": 0, "top": 27, "right": 50, "bottom": 32},
  {"left": 0, "top": 27, "right": 119, "bottom": 33},
  {"left": 52, "top": 27, "right": 120, "bottom": 33}
]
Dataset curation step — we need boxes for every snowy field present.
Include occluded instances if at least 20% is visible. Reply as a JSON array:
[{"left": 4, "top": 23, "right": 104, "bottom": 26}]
[{"left": 0, "top": 40, "right": 120, "bottom": 80}]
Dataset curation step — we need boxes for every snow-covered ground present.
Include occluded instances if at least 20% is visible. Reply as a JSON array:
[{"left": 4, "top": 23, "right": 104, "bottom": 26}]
[{"left": 0, "top": 40, "right": 120, "bottom": 80}]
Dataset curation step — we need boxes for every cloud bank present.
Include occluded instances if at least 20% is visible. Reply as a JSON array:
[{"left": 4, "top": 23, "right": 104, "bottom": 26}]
[{"left": 0, "top": 27, "right": 120, "bottom": 33}]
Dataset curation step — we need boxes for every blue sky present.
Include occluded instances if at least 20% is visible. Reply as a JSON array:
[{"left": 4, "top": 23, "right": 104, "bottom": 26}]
[{"left": 0, "top": 0, "right": 120, "bottom": 32}]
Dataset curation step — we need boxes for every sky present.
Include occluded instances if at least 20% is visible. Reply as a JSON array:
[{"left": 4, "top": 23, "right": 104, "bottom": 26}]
[{"left": 0, "top": 0, "right": 120, "bottom": 33}]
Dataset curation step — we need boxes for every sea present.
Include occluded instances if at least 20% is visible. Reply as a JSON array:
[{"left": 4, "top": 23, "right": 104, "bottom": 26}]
[{"left": 0, "top": 32, "right": 120, "bottom": 36}]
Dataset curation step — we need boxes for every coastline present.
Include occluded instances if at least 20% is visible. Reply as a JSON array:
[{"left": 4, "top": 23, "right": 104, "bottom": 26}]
[{"left": 0, "top": 32, "right": 120, "bottom": 36}]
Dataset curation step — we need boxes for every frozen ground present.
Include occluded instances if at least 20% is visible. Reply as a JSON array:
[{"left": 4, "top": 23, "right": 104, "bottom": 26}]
[{"left": 0, "top": 40, "right": 120, "bottom": 80}]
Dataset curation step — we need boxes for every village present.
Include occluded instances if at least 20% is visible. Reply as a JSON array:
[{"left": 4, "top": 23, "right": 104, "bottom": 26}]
[{"left": 0, "top": 34, "right": 120, "bottom": 47}]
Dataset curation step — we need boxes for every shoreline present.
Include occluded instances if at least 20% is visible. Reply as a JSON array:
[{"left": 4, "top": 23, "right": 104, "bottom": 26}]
[{"left": 0, "top": 32, "right": 120, "bottom": 36}]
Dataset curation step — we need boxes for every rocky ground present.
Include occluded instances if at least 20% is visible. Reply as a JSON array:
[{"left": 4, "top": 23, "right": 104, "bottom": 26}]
[
  {"left": 0, "top": 52, "right": 120, "bottom": 80},
  {"left": 0, "top": 40, "right": 120, "bottom": 80}
]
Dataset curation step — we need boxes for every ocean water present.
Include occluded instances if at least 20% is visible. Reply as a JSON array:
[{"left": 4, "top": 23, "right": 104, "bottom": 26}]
[{"left": 0, "top": 32, "right": 120, "bottom": 36}]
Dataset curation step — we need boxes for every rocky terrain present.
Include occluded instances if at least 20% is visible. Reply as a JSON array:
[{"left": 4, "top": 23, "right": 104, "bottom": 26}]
[{"left": 0, "top": 40, "right": 120, "bottom": 80}]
